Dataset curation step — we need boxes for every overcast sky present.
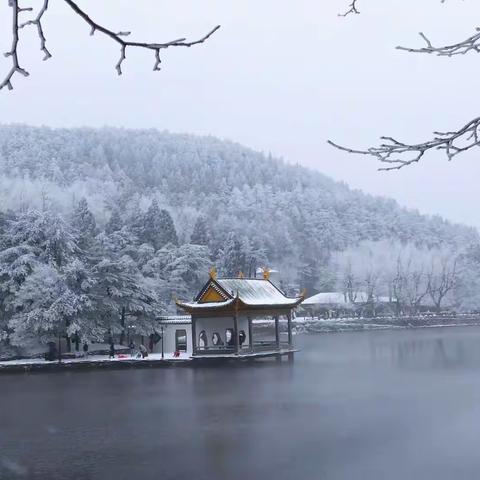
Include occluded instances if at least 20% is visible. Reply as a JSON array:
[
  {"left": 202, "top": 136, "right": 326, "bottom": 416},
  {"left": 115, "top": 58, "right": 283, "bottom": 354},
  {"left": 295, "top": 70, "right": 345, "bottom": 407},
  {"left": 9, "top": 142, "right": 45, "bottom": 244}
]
[{"left": 1, "top": 0, "right": 479, "bottom": 228}]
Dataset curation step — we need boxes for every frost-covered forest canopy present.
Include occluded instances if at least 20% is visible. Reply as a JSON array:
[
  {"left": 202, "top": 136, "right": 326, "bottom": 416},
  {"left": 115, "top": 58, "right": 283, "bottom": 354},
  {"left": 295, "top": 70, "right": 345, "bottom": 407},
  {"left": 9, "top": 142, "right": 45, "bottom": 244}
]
[{"left": 0, "top": 125, "right": 479, "bottom": 349}]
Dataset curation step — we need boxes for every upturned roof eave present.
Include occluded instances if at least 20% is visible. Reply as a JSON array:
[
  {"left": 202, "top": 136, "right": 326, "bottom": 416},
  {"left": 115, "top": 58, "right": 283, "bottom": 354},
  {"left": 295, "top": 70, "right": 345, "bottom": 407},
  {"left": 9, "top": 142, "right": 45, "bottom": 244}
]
[{"left": 176, "top": 296, "right": 303, "bottom": 314}]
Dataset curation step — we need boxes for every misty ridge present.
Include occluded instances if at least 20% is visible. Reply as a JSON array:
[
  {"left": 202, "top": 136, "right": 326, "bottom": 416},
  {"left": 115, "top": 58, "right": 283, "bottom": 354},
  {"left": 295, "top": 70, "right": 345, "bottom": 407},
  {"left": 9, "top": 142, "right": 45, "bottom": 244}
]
[{"left": 1, "top": 124, "right": 480, "bottom": 352}]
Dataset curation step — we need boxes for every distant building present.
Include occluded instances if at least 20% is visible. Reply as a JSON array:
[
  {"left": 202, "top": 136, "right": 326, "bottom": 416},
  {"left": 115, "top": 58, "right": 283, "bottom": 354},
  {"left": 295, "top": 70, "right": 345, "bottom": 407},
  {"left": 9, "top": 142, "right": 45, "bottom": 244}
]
[
  {"left": 301, "top": 291, "right": 394, "bottom": 318},
  {"left": 301, "top": 291, "right": 453, "bottom": 318}
]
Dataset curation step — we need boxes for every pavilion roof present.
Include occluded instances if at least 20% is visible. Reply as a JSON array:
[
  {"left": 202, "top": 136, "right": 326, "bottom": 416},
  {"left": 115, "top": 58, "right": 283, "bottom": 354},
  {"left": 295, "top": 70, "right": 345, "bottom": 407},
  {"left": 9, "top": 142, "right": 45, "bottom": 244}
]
[
  {"left": 216, "top": 278, "right": 300, "bottom": 307},
  {"left": 177, "top": 277, "right": 303, "bottom": 313}
]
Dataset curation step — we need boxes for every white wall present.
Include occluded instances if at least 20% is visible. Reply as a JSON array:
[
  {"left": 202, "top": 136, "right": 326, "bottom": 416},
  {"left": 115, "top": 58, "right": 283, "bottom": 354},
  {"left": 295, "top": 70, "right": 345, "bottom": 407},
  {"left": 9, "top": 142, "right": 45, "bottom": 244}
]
[
  {"left": 149, "top": 324, "right": 193, "bottom": 355},
  {"left": 194, "top": 315, "right": 250, "bottom": 348}
]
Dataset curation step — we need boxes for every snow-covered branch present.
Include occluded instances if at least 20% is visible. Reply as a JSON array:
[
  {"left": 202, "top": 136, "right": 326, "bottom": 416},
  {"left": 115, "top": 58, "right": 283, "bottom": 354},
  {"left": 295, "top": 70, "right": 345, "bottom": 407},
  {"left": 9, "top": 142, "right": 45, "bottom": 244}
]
[
  {"left": 397, "top": 29, "right": 480, "bottom": 57},
  {"left": 1, "top": 0, "right": 30, "bottom": 91},
  {"left": 328, "top": 115, "right": 480, "bottom": 170},
  {"left": 334, "top": 0, "right": 480, "bottom": 168},
  {"left": 1, "top": 0, "right": 220, "bottom": 91},
  {"left": 339, "top": 0, "right": 360, "bottom": 17}
]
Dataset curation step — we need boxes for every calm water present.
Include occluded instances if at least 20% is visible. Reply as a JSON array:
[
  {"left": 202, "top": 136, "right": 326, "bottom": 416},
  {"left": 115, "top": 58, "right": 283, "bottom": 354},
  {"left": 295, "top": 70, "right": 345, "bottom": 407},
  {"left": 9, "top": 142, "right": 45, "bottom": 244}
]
[{"left": 3, "top": 327, "right": 480, "bottom": 480}]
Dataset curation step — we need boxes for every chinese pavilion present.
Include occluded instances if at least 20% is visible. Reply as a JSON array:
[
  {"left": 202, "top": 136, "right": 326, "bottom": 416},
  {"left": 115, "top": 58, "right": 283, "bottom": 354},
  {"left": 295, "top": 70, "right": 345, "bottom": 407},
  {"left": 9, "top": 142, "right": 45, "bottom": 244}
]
[{"left": 176, "top": 269, "right": 303, "bottom": 358}]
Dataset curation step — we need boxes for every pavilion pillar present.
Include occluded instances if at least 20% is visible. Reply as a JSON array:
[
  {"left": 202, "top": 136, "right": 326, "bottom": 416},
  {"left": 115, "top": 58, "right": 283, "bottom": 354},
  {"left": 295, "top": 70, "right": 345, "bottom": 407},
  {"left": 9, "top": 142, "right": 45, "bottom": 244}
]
[
  {"left": 248, "top": 316, "right": 253, "bottom": 352},
  {"left": 287, "top": 311, "right": 293, "bottom": 347},
  {"left": 233, "top": 314, "right": 239, "bottom": 354},
  {"left": 274, "top": 315, "right": 280, "bottom": 349},
  {"left": 191, "top": 315, "right": 197, "bottom": 356}
]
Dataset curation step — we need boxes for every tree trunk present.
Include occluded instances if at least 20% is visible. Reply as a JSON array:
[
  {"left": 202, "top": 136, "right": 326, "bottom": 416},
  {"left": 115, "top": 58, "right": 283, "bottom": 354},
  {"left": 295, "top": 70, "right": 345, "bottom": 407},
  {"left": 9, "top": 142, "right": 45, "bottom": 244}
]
[
  {"left": 119, "top": 307, "right": 126, "bottom": 345},
  {"left": 65, "top": 319, "right": 71, "bottom": 352}
]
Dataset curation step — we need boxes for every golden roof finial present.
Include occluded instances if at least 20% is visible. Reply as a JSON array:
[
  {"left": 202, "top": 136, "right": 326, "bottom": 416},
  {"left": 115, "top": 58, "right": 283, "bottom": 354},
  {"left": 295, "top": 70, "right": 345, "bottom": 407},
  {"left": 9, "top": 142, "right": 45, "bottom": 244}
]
[
  {"left": 209, "top": 266, "right": 217, "bottom": 280},
  {"left": 262, "top": 267, "right": 270, "bottom": 280},
  {"left": 238, "top": 271, "right": 244, "bottom": 279}
]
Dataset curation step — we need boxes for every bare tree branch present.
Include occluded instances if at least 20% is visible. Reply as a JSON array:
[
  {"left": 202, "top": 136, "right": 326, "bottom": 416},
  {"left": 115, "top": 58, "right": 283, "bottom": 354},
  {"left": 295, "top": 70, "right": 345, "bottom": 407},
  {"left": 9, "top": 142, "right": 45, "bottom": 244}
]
[
  {"left": 328, "top": 116, "right": 480, "bottom": 171},
  {"left": 19, "top": 0, "right": 51, "bottom": 61},
  {"left": 1, "top": 0, "right": 30, "bottom": 91},
  {"left": 1, "top": 0, "right": 221, "bottom": 91},
  {"left": 62, "top": 0, "right": 220, "bottom": 75},
  {"left": 333, "top": 1, "right": 480, "bottom": 168},
  {"left": 397, "top": 29, "right": 480, "bottom": 57},
  {"left": 339, "top": 0, "right": 360, "bottom": 17}
]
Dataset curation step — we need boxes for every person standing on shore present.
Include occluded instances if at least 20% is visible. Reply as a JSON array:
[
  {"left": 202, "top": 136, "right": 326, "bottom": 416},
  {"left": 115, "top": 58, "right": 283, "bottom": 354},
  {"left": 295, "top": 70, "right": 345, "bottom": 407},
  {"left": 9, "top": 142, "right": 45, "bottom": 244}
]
[
  {"left": 82, "top": 342, "right": 89, "bottom": 357},
  {"left": 139, "top": 344, "right": 148, "bottom": 359},
  {"left": 109, "top": 342, "right": 115, "bottom": 359}
]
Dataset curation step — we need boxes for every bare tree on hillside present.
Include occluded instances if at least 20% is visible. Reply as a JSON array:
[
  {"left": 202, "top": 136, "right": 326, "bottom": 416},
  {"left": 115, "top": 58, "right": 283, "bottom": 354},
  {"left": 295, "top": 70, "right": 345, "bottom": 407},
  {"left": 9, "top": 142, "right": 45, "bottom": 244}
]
[
  {"left": 405, "top": 269, "right": 429, "bottom": 314},
  {"left": 391, "top": 256, "right": 408, "bottom": 315},
  {"left": 330, "top": 1, "right": 480, "bottom": 170},
  {"left": 342, "top": 260, "right": 360, "bottom": 303},
  {"left": 427, "top": 256, "right": 458, "bottom": 312},
  {"left": 1, "top": 0, "right": 220, "bottom": 91}
]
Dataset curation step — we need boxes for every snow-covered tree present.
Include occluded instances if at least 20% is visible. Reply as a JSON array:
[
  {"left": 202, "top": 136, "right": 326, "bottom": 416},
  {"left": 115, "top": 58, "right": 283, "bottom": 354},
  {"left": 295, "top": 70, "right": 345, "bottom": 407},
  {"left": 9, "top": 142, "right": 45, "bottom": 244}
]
[
  {"left": 217, "top": 233, "right": 245, "bottom": 277},
  {"left": 71, "top": 198, "right": 97, "bottom": 251},
  {"left": 143, "top": 243, "right": 211, "bottom": 306},
  {"left": 6, "top": 209, "right": 77, "bottom": 268},
  {"left": 190, "top": 215, "right": 210, "bottom": 246},
  {"left": 142, "top": 200, "right": 178, "bottom": 250},
  {"left": 89, "top": 231, "right": 160, "bottom": 342},
  {"left": 105, "top": 209, "right": 122, "bottom": 235},
  {"left": 8, "top": 262, "right": 93, "bottom": 348}
]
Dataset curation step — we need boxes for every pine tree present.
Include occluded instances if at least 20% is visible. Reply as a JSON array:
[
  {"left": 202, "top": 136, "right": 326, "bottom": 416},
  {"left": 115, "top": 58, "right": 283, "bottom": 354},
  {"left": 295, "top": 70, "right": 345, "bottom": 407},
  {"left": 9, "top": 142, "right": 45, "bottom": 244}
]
[
  {"left": 142, "top": 199, "right": 162, "bottom": 250},
  {"left": 142, "top": 200, "right": 178, "bottom": 250},
  {"left": 5, "top": 209, "right": 77, "bottom": 268},
  {"left": 8, "top": 262, "right": 93, "bottom": 348},
  {"left": 217, "top": 233, "right": 246, "bottom": 277},
  {"left": 2, "top": 210, "right": 89, "bottom": 349},
  {"left": 143, "top": 243, "right": 211, "bottom": 307},
  {"left": 158, "top": 208, "right": 178, "bottom": 247},
  {"left": 72, "top": 198, "right": 97, "bottom": 251},
  {"left": 89, "top": 231, "right": 160, "bottom": 342},
  {"left": 105, "top": 209, "right": 122, "bottom": 235},
  {"left": 191, "top": 215, "right": 209, "bottom": 246},
  {"left": 241, "top": 237, "right": 268, "bottom": 278}
]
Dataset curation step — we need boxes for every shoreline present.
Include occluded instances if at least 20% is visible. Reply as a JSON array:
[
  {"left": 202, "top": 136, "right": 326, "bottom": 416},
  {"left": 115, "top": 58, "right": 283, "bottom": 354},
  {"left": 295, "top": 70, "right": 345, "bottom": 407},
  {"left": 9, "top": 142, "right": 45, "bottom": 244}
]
[
  {"left": 0, "top": 353, "right": 192, "bottom": 374},
  {"left": 3, "top": 317, "right": 480, "bottom": 374},
  {"left": 0, "top": 349, "right": 296, "bottom": 374}
]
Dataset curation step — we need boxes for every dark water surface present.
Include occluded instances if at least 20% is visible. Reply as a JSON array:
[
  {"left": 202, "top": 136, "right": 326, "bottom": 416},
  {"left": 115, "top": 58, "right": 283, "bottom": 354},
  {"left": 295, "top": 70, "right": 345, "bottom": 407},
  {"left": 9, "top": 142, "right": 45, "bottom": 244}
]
[{"left": 3, "top": 327, "right": 480, "bottom": 480}]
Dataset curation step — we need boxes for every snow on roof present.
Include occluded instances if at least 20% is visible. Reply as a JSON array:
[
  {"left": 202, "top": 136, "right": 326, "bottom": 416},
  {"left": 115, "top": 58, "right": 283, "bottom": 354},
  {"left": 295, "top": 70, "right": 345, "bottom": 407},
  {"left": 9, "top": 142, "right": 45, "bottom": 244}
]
[
  {"left": 179, "top": 298, "right": 236, "bottom": 310},
  {"left": 216, "top": 278, "right": 299, "bottom": 307},
  {"left": 302, "top": 291, "right": 369, "bottom": 306},
  {"left": 157, "top": 315, "right": 192, "bottom": 324}
]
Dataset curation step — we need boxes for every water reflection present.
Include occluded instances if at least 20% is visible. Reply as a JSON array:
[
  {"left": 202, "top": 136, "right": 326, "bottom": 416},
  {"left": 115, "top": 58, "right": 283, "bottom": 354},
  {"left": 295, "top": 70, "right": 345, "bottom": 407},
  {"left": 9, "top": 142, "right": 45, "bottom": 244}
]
[
  {"left": 3, "top": 327, "right": 480, "bottom": 480},
  {"left": 369, "top": 328, "right": 480, "bottom": 370}
]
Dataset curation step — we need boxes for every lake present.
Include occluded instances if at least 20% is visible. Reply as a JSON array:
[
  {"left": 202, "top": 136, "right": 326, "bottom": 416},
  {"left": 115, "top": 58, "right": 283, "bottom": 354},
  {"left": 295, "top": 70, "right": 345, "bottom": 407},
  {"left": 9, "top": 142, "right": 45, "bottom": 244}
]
[{"left": 2, "top": 326, "right": 480, "bottom": 480}]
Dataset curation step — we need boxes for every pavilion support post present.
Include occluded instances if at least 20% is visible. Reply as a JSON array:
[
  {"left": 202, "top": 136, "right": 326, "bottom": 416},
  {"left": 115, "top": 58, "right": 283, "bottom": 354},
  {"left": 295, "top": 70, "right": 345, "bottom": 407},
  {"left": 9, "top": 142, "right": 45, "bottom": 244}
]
[
  {"left": 274, "top": 315, "right": 280, "bottom": 349},
  {"left": 248, "top": 316, "right": 253, "bottom": 352},
  {"left": 192, "top": 316, "right": 197, "bottom": 356},
  {"left": 233, "top": 314, "right": 239, "bottom": 354},
  {"left": 287, "top": 312, "right": 293, "bottom": 347}
]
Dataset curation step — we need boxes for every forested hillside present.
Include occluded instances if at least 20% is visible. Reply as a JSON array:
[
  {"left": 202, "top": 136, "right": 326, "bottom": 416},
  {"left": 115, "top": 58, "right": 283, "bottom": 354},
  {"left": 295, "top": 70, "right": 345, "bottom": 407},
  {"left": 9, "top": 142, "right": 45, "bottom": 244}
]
[
  {"left": 0, "top": 126, "right": 476, "bottom": 279},
  {"left": 0, "top": 125, "right": 478, "bottom": 349}
]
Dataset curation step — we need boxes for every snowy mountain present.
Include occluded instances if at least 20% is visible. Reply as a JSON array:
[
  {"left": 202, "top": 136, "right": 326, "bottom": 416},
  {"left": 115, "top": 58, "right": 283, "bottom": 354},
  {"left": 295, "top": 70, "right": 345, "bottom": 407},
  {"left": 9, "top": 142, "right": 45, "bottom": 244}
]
[{"left": 0, "top": 124, "right": 477, "bottom": 289}]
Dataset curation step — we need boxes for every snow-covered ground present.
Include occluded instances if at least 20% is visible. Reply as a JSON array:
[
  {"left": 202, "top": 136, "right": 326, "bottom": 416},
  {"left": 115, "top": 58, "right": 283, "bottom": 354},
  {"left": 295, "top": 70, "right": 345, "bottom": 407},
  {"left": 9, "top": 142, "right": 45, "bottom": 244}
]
[
  {"left": 293, "top": 314, "right": 480, "bottom": 333},
  {"left": 0, "top": 351, "right": 192, "bottom": 368}
]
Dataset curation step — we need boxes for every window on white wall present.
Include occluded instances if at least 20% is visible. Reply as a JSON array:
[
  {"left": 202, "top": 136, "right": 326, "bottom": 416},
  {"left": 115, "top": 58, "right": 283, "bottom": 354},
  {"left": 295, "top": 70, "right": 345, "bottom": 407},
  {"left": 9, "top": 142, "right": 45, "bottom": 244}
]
[
  {"left": 199, "top": 330, "right": 208, "bottom": 349},
  {"left": 175, "top": 329, "right": 187, "bottom": 352},
  {"left": 212, "top": 332, "right": 224, "bottom": 346}
]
